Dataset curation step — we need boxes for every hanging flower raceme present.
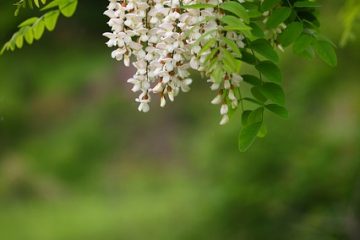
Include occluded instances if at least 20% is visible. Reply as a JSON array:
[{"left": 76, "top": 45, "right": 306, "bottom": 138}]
[
  {"left": 104, "top": 0, "right": 194, "bottom": 113},
  {"left": 103, "top": 0, "right": 246, "bottom": 124},
  {"left": 182, "top": 0, "right": 246, "bottom": 125}
]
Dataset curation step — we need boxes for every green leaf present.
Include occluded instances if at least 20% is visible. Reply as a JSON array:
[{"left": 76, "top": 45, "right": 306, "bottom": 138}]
[
  {"left": 242, "top": 110, "right": 252, "bottom": 126},
  {"left": 220, "top": 1, "right": 249, "bottom": 22},
  {"left": 192, "top": 29, "right": 217, "bottom": 46},
  {"left": 293, "top": 33, "right": 314, "bottom": 54},
  {"left": 241, "top": 51, "right": 258, "bottom": 65},
  {"left": 300, "top": 46, "right": 316, "bottom": 59},
  {"left": 15, "top": 34, "right": 24, "bottom": 48},
  {"left": 59, "top": 0, "right": 77, "bottom": 17},
  {"left": 266, "top": 7, "right": 292, "bottom": 29},
  {"left": 265, "top": 104, "right": 289, "bottom": 118},
  {"left": 199, "top": 38, "right": 216, "bottom": 55},
  {"left": 278, "top": 22, "right": 304, "bottom": 47},
  {"left": 247, "top": 107, "right": 264, "bottom": 124},
  {"left": 256, "top": 61, "right": 282, "bottom": 83},
  {"left": 314, "top": 40, "right": 337, "bottom": 67},
  {"left": 211, "top": 66, "right": 224, "bottom": 84},
  {"left": 245, "top": 4, "right": 262, "bottom": 18},
  {"left": 243, "top": 74, "right": 262, "bottom": 86},
  {"left": 33, "top": 20, "right": 45, "bottom": 40},
  {"left": 41, "top": 0, "right": 59, "bottom": 11},
  {"left": 250, "top": 22, "right": 265, "bottom": 38},
  {"left": 34, "top": 0, "right": 40, "bottom": 8},
  {"left": 24, "top": 27, "right": 34, "bottom": 44},
  {"left": 250, "top": 39, "right": 279, "bottom": 62},
  {"left": 221, "top": 37, "right": 241, "bottom": 56},
  {"left": 261, "top": 0, "right": 281, "bottom": 12},
  {"left": 44, "top": 10, "right": 60, "bottom": 31},
  {"left": 18, "top": 17, "right": 38, "bottom": 27},
  {"left": 260, "top": 82, "right": 285, "bottom": 105},
  {"left": 251, "top": 87, "right": 267, "bottom": 103},
  {"left": 221, "top": 15, "right": 252, "bottom": 32},
  {"left": 222, "top": 48, "right": 242, "bottom": 73},
  {"left": 239, "top": 122, "right": 263, "bottom": 152}
]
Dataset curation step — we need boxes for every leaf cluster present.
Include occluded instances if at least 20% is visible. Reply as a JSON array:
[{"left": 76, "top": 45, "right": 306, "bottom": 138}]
[
  {"left": 185, "top": 0, "right": 337, "bottom": 151},
  {"left": 1, "top": 0, "right": 78, "bottom": 55}
]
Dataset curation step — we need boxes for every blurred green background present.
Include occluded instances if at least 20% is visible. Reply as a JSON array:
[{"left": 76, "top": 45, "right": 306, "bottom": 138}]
[{"left": 1, "top": 1, "right": 360, "bottom": 239}]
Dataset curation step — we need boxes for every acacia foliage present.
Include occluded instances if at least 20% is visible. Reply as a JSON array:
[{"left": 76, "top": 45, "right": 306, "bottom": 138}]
[{"left": 1, "top": 0, "right": 77, "bottom": 54}]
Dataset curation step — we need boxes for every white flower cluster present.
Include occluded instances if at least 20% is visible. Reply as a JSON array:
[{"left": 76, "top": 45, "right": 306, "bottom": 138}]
[
  {"left": 103, "top": 0, "right": 246, "bottom": 124},
  {"left": 183, "top": 0, "right": 246, "bottom": 125}
]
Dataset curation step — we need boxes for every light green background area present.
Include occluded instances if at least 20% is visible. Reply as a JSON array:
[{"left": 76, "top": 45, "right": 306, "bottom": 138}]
[{"left": 0, "top": 1, "right": 360, "bottom": 239}]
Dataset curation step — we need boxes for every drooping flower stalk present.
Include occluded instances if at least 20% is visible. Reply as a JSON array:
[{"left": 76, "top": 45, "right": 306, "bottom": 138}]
[
  {"left": 105, "top": 0, "right": 196, "bottom": 113},
  {"left": 104, "top": 0, "right": 250, "bottom": 124}
]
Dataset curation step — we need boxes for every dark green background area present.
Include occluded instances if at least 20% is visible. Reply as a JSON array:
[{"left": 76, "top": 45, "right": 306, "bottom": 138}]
[{"left": 0, "top": 1, "right": 359, "bottom": 239}]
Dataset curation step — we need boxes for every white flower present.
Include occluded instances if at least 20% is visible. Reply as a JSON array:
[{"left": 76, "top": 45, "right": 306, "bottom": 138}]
[
  {"left": 220, "top": 104, "right": 229, "bottom": 115},
  {"left": 224, "top": 80, "right": 231, "bottom": 89},
  {"left": 160, "top": 95, "right": 167, "bottom": 108},
  {"left": 220, "top": 114, "right": 229, "bottom": 125},
  {"left": 136, "top": 91, "right": 151, "bottom": 113},
  {"left": 211, "top": 94, "right": 223, "bottom": 105}
]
